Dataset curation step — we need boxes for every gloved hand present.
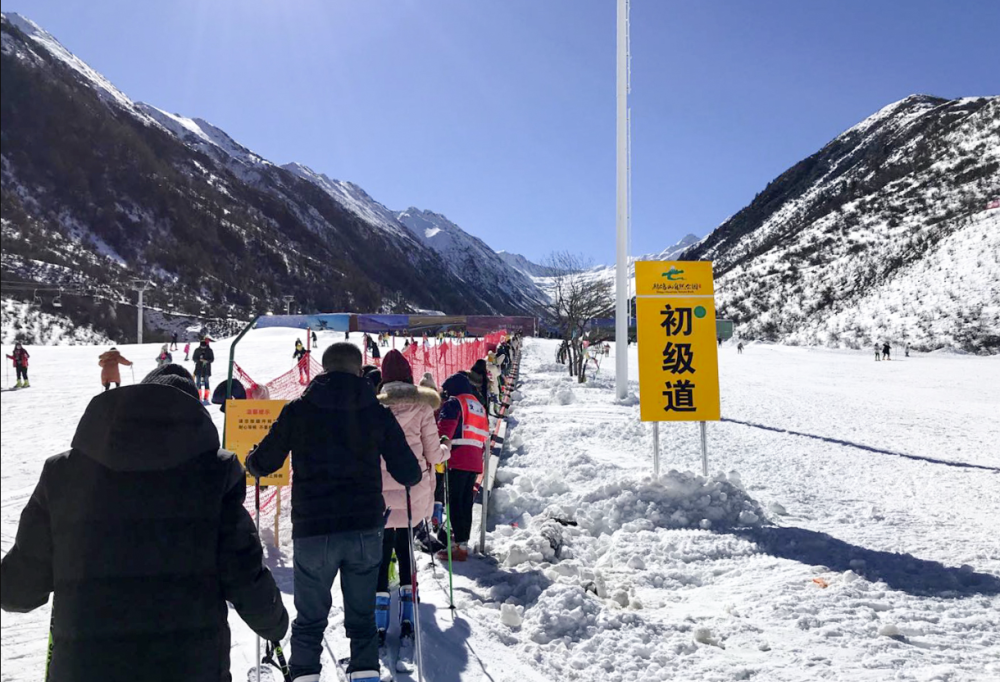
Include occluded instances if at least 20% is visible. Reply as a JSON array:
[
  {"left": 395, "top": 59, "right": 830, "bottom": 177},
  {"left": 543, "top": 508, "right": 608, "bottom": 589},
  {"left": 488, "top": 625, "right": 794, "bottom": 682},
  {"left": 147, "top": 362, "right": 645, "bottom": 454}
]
[{"left": 245, "top": 453, "right": 265, "bottom": 480}]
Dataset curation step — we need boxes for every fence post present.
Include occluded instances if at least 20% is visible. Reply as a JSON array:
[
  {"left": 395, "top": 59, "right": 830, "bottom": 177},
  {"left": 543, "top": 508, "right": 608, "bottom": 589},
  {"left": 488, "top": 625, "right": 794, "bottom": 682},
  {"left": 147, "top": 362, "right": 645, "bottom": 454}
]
[{"left": 274, "top": 491, "right": 281, "bottom": 549}]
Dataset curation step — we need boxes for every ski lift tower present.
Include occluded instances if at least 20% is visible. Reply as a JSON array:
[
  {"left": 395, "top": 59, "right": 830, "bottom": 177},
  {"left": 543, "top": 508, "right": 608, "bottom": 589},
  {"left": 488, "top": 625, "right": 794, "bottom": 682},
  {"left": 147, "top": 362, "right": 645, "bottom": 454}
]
[
  {"left": 615, "top": 0, "right": 632, "bottom": 400},
  {"left": 282, "top": 295, "right": 295, "bottom": 316},
  {"left": 131, "top": 279, "right": 151, "bottom": 345}
]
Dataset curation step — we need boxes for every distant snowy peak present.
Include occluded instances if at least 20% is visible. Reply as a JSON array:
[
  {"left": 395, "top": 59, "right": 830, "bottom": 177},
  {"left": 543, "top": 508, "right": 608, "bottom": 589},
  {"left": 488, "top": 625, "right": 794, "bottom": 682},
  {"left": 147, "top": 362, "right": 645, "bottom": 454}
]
[
  {"left": 646, "top": 233, "right": 702, "bottom": 261},
  {"left": 396, "top": 208, "right": 546, "bottom": 312},
  {"left": 282, "top": 163, "right": 413, "bottom": 239},
  {"left": 496, "top": 251, "right": 561, "bottom": 278},
  {"left": 136, "top": 104, "right": 270, "bottom": 169}
]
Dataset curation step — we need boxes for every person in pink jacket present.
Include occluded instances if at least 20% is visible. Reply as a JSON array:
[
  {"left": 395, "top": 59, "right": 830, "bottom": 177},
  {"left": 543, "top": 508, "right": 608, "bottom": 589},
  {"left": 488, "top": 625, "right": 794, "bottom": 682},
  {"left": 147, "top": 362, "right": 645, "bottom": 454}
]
[{"left": 374, "top": 350, "right": 449, "bottom": 646}]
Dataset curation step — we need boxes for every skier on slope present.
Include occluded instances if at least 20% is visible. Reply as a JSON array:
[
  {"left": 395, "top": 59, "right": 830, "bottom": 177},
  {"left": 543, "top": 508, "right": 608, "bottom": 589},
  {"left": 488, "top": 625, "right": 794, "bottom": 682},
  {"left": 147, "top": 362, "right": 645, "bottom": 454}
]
[
  {"left": 245, "top": 343, "right": 421, "bottom": 682},
  {"left": 156, "top": 344, "right": 172, "bottom": 368},
  {"left": 0, "top": 364, "right": 288, "bottom": 682},
  {"left": 183, "top": 341, "right": 191, "bottom": 361},
  {"left": 436, "top": 371, "right": 491, "bottom": 562},
  {"left": 170, "top": 331, "right": 179, "bottom": 351},
  {"left": 293, "top": 339, "right": 309, "bottom": 385},
  {"left": 7, "top": 342, "right": 30, "bottom": 388},
  {"left": 98, "top": 347, "right": 132, "bottom": 391},
  {"left": 882, "top": 342, "right": 892, "bottom": 361},
  {"left": 192, "top": 338, "right": 215, "bottom": 403},
  {"left": 374, "top": 351, "right": 449, "bottom": 657}
]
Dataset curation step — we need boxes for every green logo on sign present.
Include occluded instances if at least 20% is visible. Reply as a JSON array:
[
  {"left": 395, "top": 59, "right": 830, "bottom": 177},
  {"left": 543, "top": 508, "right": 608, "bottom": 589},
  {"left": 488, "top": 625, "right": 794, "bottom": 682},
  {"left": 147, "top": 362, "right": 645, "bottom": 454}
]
[
  {"left": 662, "top": 267, "right": 685, "bottom": 282},
  {"left": 694, "top": 306, "right": 707, "bottom": 319}
]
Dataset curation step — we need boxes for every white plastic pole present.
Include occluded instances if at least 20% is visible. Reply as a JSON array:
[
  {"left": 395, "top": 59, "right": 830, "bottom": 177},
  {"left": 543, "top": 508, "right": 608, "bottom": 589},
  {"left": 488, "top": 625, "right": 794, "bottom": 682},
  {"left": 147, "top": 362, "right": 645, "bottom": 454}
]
[
  {"left": 700, "top": 421, "right": 708, "bottom": 477},
  {"left": 615, "top": 0, "right": 631, "bottom": 401},
  {"left": 479, "top": 439, "right": 490, "bottom": 554}
]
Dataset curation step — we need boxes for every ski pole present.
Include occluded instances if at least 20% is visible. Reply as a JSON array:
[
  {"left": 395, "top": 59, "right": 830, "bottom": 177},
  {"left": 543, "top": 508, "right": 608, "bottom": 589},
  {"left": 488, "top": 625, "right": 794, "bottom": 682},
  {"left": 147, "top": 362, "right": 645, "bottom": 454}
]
[
  {"left": 255, "top": 478, "right": 262, "bottom": 682},
  {"left": 405, "top": 487, "right": 425, "bottom": 682},
  {"left": 443, "top": 465, "right": 455, "bottom": 612}
]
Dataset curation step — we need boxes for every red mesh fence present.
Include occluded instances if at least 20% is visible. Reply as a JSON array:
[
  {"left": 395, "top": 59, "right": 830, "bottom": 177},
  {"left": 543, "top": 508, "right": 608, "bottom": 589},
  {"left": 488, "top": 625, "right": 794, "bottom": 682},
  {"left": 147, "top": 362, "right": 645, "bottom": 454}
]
[
  {"left": 236, "top": 333, "right": 505, "bottom": 530},
  {"left": 364, "top": 332, "right": 505, "bottom": 388}
]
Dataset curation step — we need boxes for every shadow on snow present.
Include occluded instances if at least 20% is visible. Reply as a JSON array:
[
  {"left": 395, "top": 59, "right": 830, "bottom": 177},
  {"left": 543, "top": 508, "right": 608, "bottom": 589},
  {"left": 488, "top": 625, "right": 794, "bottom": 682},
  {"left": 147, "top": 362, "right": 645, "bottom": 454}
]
[
  {"left": 728, "top": 524, "right": 1000, "bottom": 598},
  {"left": 721, "top": 417, "right": 1000, "bottom": 473}
]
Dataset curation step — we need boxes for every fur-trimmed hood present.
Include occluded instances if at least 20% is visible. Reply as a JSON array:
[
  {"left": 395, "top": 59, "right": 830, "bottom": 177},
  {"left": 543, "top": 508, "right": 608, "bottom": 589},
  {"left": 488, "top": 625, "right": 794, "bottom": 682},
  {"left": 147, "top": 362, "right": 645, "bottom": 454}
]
[{"left": 378, "top": 382, "right": 442, "bottom": 410}]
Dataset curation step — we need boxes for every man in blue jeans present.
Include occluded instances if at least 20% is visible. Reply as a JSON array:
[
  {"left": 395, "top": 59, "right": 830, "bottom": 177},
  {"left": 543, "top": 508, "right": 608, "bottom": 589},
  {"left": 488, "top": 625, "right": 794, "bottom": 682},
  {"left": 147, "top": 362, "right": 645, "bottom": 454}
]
[{"left": 247, "top": 343, "right": 421, "bottom": 682}]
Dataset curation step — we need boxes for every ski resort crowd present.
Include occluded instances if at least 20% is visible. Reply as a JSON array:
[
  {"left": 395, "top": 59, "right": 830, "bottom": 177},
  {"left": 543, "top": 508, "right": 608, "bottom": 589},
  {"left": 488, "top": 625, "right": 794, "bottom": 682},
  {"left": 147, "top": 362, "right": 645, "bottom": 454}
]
[{"left": 1, "top": 329, "right": 522, "bottom": 682}]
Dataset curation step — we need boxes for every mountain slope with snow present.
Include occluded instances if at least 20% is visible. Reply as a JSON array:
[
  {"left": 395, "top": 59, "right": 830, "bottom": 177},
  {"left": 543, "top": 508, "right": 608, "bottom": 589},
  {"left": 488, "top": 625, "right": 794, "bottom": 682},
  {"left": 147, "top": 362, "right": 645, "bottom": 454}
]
[
  {"left": 397, "top": 208, "right": 547, "bottom": 313},
  {"left": 1, "top": 12, "right": 542, "bottom": 342},
  {"left": 684, "top": 94, "right": 999, "bottom": 353}
]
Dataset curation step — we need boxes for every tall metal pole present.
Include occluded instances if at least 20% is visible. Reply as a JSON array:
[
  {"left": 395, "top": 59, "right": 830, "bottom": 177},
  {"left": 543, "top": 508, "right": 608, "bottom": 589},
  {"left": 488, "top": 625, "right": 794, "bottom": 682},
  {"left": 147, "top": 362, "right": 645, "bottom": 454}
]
[
  {"left": 615, "top": 0, "right": 631, "bottom": 400},
  {"left": 137, "top": 288, "right": 144, "bottom": 346},
  {"left": 131, "top": 279, "right": 150, "bottom": 345},
  {"left": 283, "top": 295, "right": 294, "bottom": 316}
]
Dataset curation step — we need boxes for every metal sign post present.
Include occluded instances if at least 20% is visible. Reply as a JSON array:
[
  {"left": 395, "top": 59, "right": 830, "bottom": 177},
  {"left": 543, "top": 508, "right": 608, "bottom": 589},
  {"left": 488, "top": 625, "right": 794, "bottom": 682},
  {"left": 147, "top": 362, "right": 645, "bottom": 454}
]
[
  {"left": 652, "top": 422, "right": 660, "bottom": 478},
  {"left": 700, "top": 421, "right": 709, "bottom": 477}
]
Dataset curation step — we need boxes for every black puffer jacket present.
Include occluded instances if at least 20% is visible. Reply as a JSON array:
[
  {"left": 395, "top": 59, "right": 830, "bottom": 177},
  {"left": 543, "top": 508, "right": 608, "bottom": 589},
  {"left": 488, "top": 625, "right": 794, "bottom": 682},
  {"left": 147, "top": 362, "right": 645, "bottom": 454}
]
[
  {"left": 192, "top": 343, "right": 215, "bottom": 378},
  {"left": 246, "top": 372, "right": 422, "bottom": 539},
  {"left": 0, "top": 385, "right": 288, "bottom": 682}
]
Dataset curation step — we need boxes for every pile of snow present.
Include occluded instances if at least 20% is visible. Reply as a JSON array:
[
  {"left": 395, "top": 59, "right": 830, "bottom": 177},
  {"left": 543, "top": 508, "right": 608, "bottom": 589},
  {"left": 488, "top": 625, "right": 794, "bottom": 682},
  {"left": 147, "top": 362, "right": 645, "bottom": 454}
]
[{"left": 576, "top": 471, "right": 765, "bottom": 535}]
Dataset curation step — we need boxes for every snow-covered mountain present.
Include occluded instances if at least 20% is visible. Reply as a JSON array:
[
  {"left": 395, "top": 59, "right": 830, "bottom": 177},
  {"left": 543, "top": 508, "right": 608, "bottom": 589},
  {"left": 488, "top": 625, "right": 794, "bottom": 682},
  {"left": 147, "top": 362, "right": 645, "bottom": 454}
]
[
  {"left": 0, "top": 12, "right": 542, "bottom": 342},
  {"left": 684, "top": 94, "right": 1000, "bottom": 353},
  {"left": 396, "top": 209, "right": 548, "bottom": 312},
  {"left": 496, "top": 252, "right": 562, "bottom": 279}
]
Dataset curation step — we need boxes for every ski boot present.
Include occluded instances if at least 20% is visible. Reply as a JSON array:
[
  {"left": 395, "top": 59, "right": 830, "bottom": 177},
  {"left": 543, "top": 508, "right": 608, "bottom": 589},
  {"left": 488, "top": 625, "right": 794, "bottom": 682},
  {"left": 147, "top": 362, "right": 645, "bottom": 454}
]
[
  {"left": 21, "top": 380, "right": 29, "bottom": 388},
  {"left": 346, "top": 671, "right": 381, "bottom": 682},
  {"left": 375, "top": 591, "right": 391, "bottom": 646},
  {"left": 399, "top": 585, "right": 415, "bottom": 629},
  {"left": 14, "top": 380, "right": 22, "bottom": 389},
  {"left": 397, "top": 586, "right": 417, "bottom": 673},
  {"left": 432, "top": 502, "right": 444, "bottom": 531}
]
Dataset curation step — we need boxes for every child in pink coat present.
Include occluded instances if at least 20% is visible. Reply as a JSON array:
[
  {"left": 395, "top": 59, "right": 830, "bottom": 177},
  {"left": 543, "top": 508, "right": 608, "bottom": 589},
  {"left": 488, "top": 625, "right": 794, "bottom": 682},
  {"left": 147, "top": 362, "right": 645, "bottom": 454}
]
[{"left": 375, "top": 351, "right": 449, "bottom": 645}]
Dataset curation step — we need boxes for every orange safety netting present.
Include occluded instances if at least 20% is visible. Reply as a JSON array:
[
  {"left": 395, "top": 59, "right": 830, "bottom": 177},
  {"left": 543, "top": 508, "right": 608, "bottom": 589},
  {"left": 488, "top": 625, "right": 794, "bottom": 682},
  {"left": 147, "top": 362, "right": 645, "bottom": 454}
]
[
  {"left": 233, "top": 354, "right": 325, "bottom": 402},
  {"left": 235, "top": 333, "right": 505, "bottom": 522},
  {"left": 364, "top": 332, "right": 506, "bottom": 388}
]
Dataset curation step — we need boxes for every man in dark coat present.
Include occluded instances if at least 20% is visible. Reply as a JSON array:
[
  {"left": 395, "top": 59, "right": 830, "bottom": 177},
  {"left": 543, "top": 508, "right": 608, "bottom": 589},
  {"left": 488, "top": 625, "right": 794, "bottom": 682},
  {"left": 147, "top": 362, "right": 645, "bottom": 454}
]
[
  {"left": 246, "top": 343, "right": 421, "bottom": 682},
  {"left": 0, "top": 364, "right": 288, "bottom": 682},
  {"left": 192, "top": 338, "right": 215, "bottom": 403}
]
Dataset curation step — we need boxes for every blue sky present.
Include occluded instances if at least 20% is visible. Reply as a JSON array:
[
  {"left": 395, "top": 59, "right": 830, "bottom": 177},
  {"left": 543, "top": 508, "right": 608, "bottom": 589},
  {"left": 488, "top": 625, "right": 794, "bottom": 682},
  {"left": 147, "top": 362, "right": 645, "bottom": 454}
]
[{"left": 3, "top": 0, "right": 998, "bottom": 264}]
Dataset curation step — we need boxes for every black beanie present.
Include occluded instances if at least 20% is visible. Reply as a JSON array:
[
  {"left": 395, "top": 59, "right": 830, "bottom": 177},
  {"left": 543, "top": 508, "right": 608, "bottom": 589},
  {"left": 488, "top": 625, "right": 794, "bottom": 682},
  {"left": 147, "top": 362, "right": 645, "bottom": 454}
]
[{"left": 142, "top": 364, "right": 200, "bottom": 400}]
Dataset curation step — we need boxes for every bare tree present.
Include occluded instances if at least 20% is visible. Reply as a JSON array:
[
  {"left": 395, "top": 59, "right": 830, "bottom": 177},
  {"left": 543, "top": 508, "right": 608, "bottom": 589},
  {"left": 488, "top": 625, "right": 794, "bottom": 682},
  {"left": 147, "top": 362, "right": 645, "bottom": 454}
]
[{"left": 544, "top": 252, "right": 614, "bottom": 383}]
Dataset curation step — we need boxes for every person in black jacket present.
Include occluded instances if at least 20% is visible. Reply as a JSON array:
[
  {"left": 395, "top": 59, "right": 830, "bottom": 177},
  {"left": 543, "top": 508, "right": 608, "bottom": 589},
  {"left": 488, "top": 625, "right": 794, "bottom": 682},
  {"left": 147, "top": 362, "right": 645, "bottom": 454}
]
[
  {"left": 192, "top": 338, "right": 215, "bottom": 403},
  {"left": 0, "top": 364, "right": 288, "bottom": 682},
  {"left": 246, "top": 343, "right": 421, "bottom": 682}
]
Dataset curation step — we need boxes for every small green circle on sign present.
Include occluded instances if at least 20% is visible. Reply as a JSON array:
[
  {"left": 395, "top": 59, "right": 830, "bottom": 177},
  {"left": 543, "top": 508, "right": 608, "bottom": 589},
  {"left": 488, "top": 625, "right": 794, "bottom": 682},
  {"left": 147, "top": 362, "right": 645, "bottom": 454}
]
[{"left": 694, "top": 306, "right": 707, "bottom": 319}]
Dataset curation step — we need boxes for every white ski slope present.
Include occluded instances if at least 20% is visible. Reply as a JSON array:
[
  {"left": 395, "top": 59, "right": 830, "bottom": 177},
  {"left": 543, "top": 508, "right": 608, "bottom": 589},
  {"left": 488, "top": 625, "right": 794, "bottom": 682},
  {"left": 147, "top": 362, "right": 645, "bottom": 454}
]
[{"left": 2, "top": 334, "right": 999, "bottom": 681}]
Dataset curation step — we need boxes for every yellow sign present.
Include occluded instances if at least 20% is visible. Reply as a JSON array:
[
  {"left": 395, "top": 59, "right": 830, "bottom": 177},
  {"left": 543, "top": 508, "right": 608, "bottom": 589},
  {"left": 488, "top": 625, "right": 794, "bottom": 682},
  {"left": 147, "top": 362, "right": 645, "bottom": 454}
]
[
  {"left": 224, "top": 400, "right": 291, "bottom": 486},
  {"left": 636, "top": 261, "right": 721, "bottom": 422}
]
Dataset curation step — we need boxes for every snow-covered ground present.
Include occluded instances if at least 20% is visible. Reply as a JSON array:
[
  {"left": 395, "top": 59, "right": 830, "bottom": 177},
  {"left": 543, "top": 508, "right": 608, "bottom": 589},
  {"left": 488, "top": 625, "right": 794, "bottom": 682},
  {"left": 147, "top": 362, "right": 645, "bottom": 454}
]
[{"left": 2, "top": 335, "right": 999, "bottom": 681}]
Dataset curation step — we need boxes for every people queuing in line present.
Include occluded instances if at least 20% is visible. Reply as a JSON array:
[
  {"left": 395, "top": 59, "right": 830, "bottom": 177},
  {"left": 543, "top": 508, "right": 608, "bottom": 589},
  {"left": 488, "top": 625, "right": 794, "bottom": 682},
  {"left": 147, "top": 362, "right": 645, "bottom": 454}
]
[{"left": 2, "top": 328, "right": 522, "bottom": 682}]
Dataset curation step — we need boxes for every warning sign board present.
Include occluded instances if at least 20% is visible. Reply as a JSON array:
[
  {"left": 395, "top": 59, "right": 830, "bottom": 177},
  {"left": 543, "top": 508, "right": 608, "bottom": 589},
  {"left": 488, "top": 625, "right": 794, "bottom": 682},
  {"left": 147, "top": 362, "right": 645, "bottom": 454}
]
[
  {"left": 224, "top": 400, "right": 291, "bottom": 486},
  {"left": 636, "top": 261, "right": 721, "bottom": 422}
]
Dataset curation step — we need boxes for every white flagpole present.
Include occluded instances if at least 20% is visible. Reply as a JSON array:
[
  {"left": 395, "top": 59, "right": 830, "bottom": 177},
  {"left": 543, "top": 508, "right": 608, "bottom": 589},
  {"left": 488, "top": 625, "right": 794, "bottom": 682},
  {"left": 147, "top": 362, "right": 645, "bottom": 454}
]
[{"left": 615, "top": 0, "right": 631, "bottom": 400}]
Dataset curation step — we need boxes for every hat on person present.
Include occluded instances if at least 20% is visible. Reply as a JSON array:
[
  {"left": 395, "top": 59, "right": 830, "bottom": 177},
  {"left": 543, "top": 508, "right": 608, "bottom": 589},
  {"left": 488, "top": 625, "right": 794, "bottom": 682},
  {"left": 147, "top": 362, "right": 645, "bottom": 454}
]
[
  {"left": 362, "top": 365, "right": 383, "bottom": 390},
  {"left": 141, "top": 364, "right": 199, "bottom": 400},
  {"left": 381, "top": 350, "right": 413, "bottom": 385},
  {"left": 419, "top": 372, "right": 438, "bottom": 391}
]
